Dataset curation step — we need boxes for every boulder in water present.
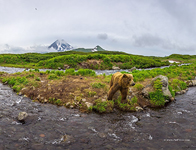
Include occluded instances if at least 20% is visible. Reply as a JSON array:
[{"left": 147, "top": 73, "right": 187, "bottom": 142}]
[
  {"left": 129, "top": 67, "right": 137, "bottom": 72},
  {"left": 112, "top": 66, "right": 120, "bottom": 70},
  {"left": 18, "top": 112, "right": 28, "bottom": 121}
]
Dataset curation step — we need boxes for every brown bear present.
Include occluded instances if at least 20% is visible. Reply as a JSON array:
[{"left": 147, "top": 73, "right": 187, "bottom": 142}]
[{"left": 108, "top": 72, "right": 135, "bottom": 103}]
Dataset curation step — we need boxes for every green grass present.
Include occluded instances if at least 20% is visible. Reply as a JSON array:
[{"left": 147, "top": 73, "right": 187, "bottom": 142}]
[
  {"left": 91, "top": 82, "right": 106, "bottom": 88},
  {"left": 93, "top": 99, "right": 114, "bottom": 113}
]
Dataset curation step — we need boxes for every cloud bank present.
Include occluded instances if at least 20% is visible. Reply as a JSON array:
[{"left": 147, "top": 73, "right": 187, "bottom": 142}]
[{"left": 0, "top": 0, "right": 196, "bottom": 56}]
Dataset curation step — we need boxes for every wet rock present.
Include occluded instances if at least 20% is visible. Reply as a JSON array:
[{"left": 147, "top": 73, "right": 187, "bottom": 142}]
[
  {"left": 61, "top": 134, "right": 75, "bottom": 143},
  {"left": 105, "top": 144, "right": 113, "bottom": 149},
  {"left": 66, "top": 102, "right": 71, "bottom": 107},
  {"left": 80, "top": 138, "right": 89, "bottom": 143},
  {"left": 82, "top": 98, "right": 86, "bottom": 102},
  {"left": 170, "top": 97, "right": 175, "bottom": 101},
  {"left": 186, "top": 80, "right": 193, "bottom": 87},
  {"left": 37, "top": 95, "right": 41, "bottom": 100},
  {"left": 58, "top": 67, "right": 61, "bottom": 70},
  {"left": 129, "top": 66, "right": 137, "bottom": 72},
  {"left": 102, "top": 99, "right": 106, "bottom": 102},
  {"left": 135, "top": 106, "right": 143, "bottom": 112},
  {"left": 175, "top": 91, "right": 181, "bottom": 95},
  {"left": 18, "top": 112, "right": 28, "bottom": 121},
  {"left": 94, "top": 95, "right": 98, "bottom": 99},
  {"left": 64, "top": 65, "right": 70, "bottom": 69},
  {"left": 192, "top": 80, "right": 196, "bottom": 86},
  {"left": 70, "top": 105, "right": 74, "bottom": 109},
  {"left": 85, "top": 102, "right": 93, "bottom": 108},
  {"left": 18, "top": 92, "right": 22, "bottom": 96},
  {"left": 66, "top": 102, "right": 74, "bottom": 109},
  {"left": 112, "top": 66, "right": 120, "bottom": 70},
  {"left": 181, "top": 90, "right": 186, "bottom": 94},
  {"left": 186, "top": 80, "right": 196, "bottom": 87},
  {"left": 98, "top": 132, "right": 107, "bottom": 138},
  {"left": 141, "top": 85, "right": 152, "bottom": 98},
  {"left": 44, "top": 99, "right": 48, "bottom": 103},
  {"left": 3, "top": 81, "right": 7, "bottom": 85}
]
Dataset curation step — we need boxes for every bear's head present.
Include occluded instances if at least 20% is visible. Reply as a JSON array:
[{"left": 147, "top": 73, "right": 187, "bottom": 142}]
[{"left": 120, "top": 74, "right": 135, "bottom": 88}]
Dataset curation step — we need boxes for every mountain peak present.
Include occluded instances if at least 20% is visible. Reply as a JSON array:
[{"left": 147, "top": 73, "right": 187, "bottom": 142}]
[
  {"left": 91, "top": 45, "right": 104, "bottom": 52},
  {"left": 48, "top": 39, "right": 73, "bottom": 52}
]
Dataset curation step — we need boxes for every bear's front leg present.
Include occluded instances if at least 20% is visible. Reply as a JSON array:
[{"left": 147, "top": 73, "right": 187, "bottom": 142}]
[
  {"left": 108, "top": 85, "right": 119, "bottom": 100},
  {"left": 120, "top": 88, "right": 128, "bottom": 103}
]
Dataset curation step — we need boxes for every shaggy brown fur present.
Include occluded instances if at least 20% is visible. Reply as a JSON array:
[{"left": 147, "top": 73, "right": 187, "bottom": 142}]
[{"left": 108, "top": 72, "right": 135, "bottom": 103}]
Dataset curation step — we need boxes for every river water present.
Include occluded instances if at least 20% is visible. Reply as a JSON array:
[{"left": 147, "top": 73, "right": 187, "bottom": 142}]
[{"left": 0, "top": 67, "right": 196, "bottom": 150}]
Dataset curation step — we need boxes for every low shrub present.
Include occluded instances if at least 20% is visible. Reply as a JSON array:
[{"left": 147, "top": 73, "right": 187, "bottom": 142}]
[
  {"left": 134, "top": 83, "right": 144, "bottom": 90},
  {"left": 93, "top": 99, "right": 114, "bottom": 113},
  {"left": 115, "top": 96, "right": 136, "bottom": 111},
  {"left": 48, "top": 74, "right": 59, "bottom": 80},
  {"left": 91, "top": 82, "right": 106, "bottom": 88},
  {"left": 77, "top": 69, "right": 96, "bottom": 76},
  {"left": 149, "top": 78, "right": 165, "bottom": 107}
]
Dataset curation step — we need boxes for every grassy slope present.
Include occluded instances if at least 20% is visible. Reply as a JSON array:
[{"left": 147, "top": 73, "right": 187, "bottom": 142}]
[{"left": 0, "top": 51, "right": 171, "bottom": 70}]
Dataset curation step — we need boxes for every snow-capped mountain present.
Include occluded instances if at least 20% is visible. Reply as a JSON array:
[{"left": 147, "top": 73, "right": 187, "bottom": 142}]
[
  {"left": 91, "top": 45, "right": 105, "bottom": 52},
  {"left": 91, "top": 46, "right": 98, "bottom": 52},
  {"left": 48, "top": 39, "right": 74, "bottom": 52}
]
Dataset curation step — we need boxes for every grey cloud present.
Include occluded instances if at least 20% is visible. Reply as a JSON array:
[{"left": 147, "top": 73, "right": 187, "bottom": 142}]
[
  {"left": 97, "top": 33, "right": 108, "bottom": 40},
  {"left": 1, "top": 0, "right": 196, "bottom": 56},
  {"left": 133, "top": 34, "right": 196, "bottom": 53},
  {"left": 133, "top": 34, "right": 163, "bottom": 47},
  {"left": 0, "top": 44, "right": 56, "bottom": 54}
]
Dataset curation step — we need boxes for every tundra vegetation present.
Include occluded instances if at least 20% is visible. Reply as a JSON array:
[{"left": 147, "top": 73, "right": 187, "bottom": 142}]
[
  {"left": 0, "top": 52, "right": 196, "bottom": 113},
  {"left": 0, "top": 51, "right": 171, "bottom": 69}
]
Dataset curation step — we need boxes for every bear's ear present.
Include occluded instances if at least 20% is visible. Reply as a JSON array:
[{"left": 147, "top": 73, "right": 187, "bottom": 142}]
[{"left": 123, "top": 74, "right": 127, "bottom": 78}]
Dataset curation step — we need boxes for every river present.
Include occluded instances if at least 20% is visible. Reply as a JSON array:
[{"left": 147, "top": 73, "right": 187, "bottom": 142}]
[{"left": 0, "top": 67, "right": 195, "bottom": 149}]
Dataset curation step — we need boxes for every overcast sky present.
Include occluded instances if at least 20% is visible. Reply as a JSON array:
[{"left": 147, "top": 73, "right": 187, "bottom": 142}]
[{"left": 0, "top": 0, "right": 196, "bottom": 56}]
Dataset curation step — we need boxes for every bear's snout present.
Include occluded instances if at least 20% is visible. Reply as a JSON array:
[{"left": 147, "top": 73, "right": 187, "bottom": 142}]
[{"left": 130, "top": 82, "right": 135, "bottom": 86}]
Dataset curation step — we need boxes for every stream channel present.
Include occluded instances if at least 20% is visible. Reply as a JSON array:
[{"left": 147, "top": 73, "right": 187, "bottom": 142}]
[{"left": 0, "top": 66, "right": 195, "bottom": 150}]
